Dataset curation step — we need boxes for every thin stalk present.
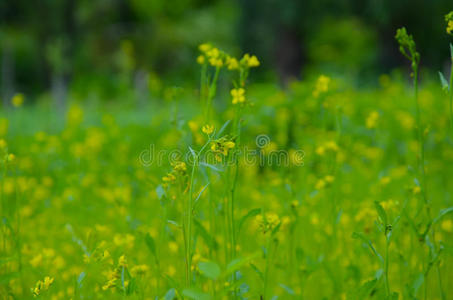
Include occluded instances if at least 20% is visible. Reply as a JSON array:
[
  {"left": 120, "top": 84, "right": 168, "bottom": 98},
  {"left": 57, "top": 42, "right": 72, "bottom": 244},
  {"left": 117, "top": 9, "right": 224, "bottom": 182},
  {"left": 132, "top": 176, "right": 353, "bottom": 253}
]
[
  {"left": 384, "top": 237, "right": 390, "bottom": 297},
  {"left": 449, "top": 62, "right": 453, "bottom": 136},
  {"left": 186, "top": 154, "right": 198, "bottom": 288}
]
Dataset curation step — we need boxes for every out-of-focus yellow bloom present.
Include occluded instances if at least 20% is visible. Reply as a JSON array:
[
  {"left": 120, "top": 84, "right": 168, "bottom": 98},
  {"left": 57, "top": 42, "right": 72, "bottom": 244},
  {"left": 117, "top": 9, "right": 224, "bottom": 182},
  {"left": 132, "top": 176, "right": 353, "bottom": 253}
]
[
  {"left": 255, "top": 212, "right": 280, "bottom": 234},
  {"left": 366, "top": 111, "right": 379, "bottom": 129},
  {"left": 209, "top": 57, "right": 223, "bottom": 67},
  {"left": 441, "top": 219, "right": 453, "bottom": 232},
  {"left": 7, "top": 153, "right": 15, "bottom": 162},
  {"left": 226, "top": 57, "right": 239, "bottom": 70},
  {"left": 199, "top": 43, "right": 212, "bottom": 53},
  {"left": 315, "top": 179, "right": 326, "bottom": 190},
  {"left": 197, "top": 55, "right": 205, "bottom": 64},
  {"left": 231, "top": 88, "right": 245, "bottom": 104},
  {"left": 313, "top": 75, "right": 331, "bottom": 98},
  {"left": 67, "top": 104, "right": 84, "bottom": 126},
  {"left": 0, "top": 139, "right": 6, "bottom": 149},
  {"left": 202, "top": 124, "right": 214, "bottom": 135},
  {"left": 240, "top": 54, "right": 260, "bottom": 68},
  {"left": 11, "top": 93, "right": 24, "bottom": 107},
  {"left": 247, "top": 55, "right": 260, "bottom": 67},
  {"left": 130, "top": 264, "right": 149, "bottom": 276}
]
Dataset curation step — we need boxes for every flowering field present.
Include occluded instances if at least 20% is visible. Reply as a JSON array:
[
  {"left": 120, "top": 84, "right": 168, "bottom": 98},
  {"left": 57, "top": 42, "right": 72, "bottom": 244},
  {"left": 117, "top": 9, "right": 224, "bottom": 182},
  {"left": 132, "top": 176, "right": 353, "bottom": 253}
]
[{"left": 2, "top": 19, "right": 453, "bottom": 300}]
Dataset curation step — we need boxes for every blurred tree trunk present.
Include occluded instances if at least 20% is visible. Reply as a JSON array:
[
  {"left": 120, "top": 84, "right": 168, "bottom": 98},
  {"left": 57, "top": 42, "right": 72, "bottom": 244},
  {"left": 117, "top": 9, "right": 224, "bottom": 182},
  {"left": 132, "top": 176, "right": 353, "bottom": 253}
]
[
  {"left": 275, "top": 27, "right": 303, "bottom": 86},
  {"left": 51, "top": 73, "right": 67, "bottom": 112}
]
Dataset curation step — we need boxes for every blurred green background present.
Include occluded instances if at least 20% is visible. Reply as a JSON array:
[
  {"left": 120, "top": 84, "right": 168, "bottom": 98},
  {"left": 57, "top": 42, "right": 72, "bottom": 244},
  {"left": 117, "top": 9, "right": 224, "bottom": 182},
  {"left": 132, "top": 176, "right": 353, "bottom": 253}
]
[{"left": 0, "top": 0, "right": 452, "bottom": 106}]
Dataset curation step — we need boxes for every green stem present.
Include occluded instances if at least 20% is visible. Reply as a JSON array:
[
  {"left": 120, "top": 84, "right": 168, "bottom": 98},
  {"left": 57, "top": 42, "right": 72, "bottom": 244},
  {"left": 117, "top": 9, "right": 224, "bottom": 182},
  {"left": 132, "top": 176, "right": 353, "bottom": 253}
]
[
  {"left": 385, "top": 237, "right": 390, "bottom": 297},
  {"left": 449, "top": 62, "right": 453, "bottom": 136},
  {"left": 187, "top": 155, "right": 198, "bottom": 288}
]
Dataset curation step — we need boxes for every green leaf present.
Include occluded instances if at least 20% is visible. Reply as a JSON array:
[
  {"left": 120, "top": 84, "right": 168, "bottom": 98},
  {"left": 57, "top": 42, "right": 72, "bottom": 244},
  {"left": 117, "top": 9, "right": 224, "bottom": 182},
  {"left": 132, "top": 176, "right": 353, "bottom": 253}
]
[
  {"left": 352, "top": 232, "right": 384, "bottom": 264},
  {"left": 225, "top": 252, "right": 260, "bottom": 275},
  {"left": 374, "top": 201, "right": 387, "bottom": 226},
  {"left": 354, "top": 278, "right": 378, "bottom": 299},
  {"left": 198, "top": 261, "right": 221, "bottom": 280},
  {"left": 439, "top": 71, "right": 449, "bottom": 91},
  {"left": 194, "top": 219, "right": 218, "bottom": 249},
  {"left": 164, "top": 288, "right": 176, "bottom": 300},
  {"left": 279, "top": 283, "right": 295, "bottom": 295},
  {"left": 182, "top": 288, "right": 211, "bottom": 300},
  {"left": 199, "top": 162, "right": 223, "bottom": 172},
  {"left": 411, "top": 273, "right": 424, "bottom": 296},
  {"left": 216, "top": 120, "right": 231, "bottom": 138},
  {"left": 433, "top": 207, "right": 453, "bottom": 224},
  {"left": 145, "top": 233, "right": 157, "bottom": 258},
  {"left": 250, "top": 263, "right": 264, "bottom": 281}
]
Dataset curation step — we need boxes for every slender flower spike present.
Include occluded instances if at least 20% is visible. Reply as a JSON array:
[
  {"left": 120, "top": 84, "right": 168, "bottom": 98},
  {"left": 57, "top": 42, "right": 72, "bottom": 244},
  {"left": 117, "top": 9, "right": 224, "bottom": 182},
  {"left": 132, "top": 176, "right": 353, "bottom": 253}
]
[
  {"left": 446, "top": 12, "right": 453, "bottom": 35},
  {"left": 395, "top": 27, "right": 420, "bottom": 64}
]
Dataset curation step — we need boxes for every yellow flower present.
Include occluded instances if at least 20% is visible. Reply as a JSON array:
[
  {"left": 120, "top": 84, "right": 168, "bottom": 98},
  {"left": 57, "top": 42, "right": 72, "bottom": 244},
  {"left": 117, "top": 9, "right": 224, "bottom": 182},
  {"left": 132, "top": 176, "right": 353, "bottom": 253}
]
[
  {"left": 11, "top": 93, "right": 24, "bottom": 107},
  {"left": 197, "top": 55, "right": 205, "bottom": 64},
  {"left": 447, "top": 20, "right": 453, "bottom": 35},
  {"left": 255, "top": 212, "right": 280, "bottom": 234},
  {"left": 202, "top": 124, "right": 214, "bottom": 135},
  {"left": 118, "top": 255, "right": 127, "bottom": 268},
  {"left": 0, "top": 139, "right": 6, "bottom": 149},
  {"left": 441, "top": 219, "right": 453, "bottom": 232},
  {"left": 366, "top": 111, "right": 379, "bottom": 129},
  {"left": 247, "top": 55, "right": 260, "bottom": 67},
  {"left": 209, "top": 57, "right": 223, "bottom": 67},
  {"left": 207, "top": 48, "right": 219, "bottom": 58},
  {"left": 226, "top": 57, "right": 239, "bottom": 70},
  {"left": 313, "top": 75, "right": 331, "bottom": 98},
  {"left": 7, "top": 153, "right": 15, "bottom": 162},
  {"left": 199, "top": 43, "right": 212, "bottom": 53},
  {"left": 130, "top": 264, "right": 149, "bottom": 276},
  {"left": 231, "top": 88, "right": 245, "bottom": 104}
]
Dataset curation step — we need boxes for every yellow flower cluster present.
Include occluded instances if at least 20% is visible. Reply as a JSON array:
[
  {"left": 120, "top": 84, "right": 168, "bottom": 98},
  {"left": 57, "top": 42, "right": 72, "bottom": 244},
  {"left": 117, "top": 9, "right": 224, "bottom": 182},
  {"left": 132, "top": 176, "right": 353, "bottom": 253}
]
[
  {"left": 231, "top": 88, "right": 245, "bottom": 105},
  {"left": 197, "top": 43, "right": 260, "bottom": 70},
  {"left": 162, "top": 161, "right": 187, "bottom": 187},
  {"left": 32, "top": 276, "right": 54, "bottom": 297},
  {"left": 445, "top": 11, "right": 453, "bottom": 35},
  {"left": 240, "top": 53, "right": 260, "bottom": 68},
  {"left": 313, "top": 75, "right": 331, "bottom": 98},
  {"left": 210, "top": 136, "right": 235, "bottom": 162},
  {"left": 202, "top": 124, "right": 214, "bottom": 135},
  {"left": 255, "top": 212, "right": 280, "bottom": 234},
  {"left": 197, "top": 43, "right": 223, "bottom": 67},
  {"left": 103, "top": 255, "right": 128, "bottom": 290}
]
